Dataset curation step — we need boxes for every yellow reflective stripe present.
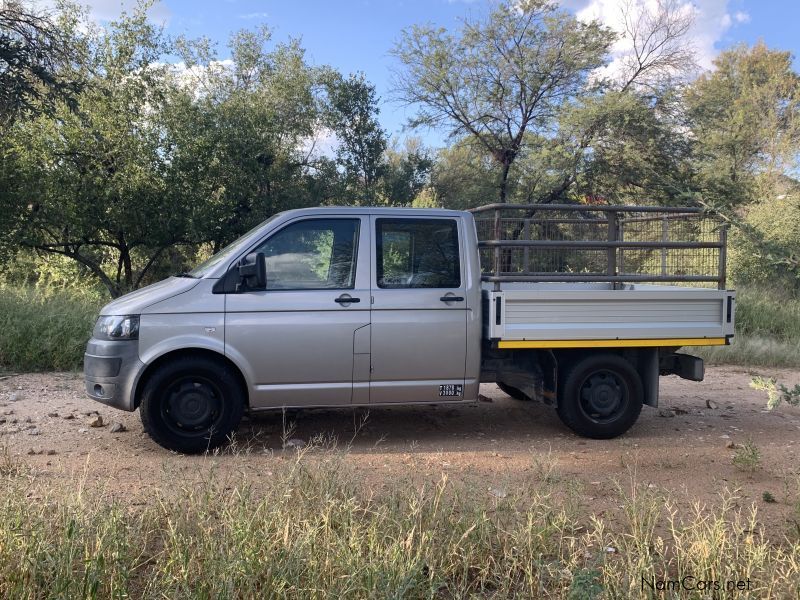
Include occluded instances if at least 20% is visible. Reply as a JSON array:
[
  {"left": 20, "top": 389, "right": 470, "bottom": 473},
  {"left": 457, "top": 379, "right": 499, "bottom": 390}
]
[{"left": 496, "top": 337, "right": 728, "bottom": 349}]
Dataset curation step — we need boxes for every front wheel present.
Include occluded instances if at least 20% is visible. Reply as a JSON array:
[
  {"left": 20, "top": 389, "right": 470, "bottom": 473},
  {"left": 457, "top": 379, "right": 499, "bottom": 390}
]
[
  {"left": 556, "top": 354, "right": 643, "bottom": 439},
  {"left": 140, "top": 356, "right": 245, "bottom": 453}
]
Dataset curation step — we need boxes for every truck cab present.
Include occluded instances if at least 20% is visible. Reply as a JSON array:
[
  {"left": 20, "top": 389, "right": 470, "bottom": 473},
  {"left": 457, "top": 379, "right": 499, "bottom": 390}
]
[{"left": 85, "top": 205, "right": 734, "bottom": 452}]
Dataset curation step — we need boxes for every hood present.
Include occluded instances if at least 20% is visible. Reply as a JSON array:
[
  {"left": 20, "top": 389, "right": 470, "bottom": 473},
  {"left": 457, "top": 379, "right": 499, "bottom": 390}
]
[{"left": 100, "top": 277, "right": 202, "bottom": 316}]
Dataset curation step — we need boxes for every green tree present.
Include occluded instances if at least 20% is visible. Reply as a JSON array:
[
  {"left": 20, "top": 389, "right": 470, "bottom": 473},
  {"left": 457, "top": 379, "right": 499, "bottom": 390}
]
[
  {"left": 324, "top": 72, "right": 387, "bottom": 204},
  {"left": 380, "top": 137, "right": 432, "bottom": 206},
  {"left": 4, "top": 3, "right": 181, "bottom": 297},
  {"left": 687, "top": 43, "right": 800, "bottom": 211},
  {"left": 566, "top": 90, "right": 693, "bottom": 205},
  {"left": 0, "top": 0, "right": 79, "bottom": 124},
  {"left": 2, "top": 2, "right": 395, "bottom": 296},
  {"left": 166, "top": 26, "right": 328, "bottom": 252},
  {"left": 391, "top": 0, "right": 611, "bottom": 203},
  {"left": 686, "top": 43, "right": 800, "bottom": 287},
  {"left": 428, "top": 140, "right": 498, "bottom": 210}
]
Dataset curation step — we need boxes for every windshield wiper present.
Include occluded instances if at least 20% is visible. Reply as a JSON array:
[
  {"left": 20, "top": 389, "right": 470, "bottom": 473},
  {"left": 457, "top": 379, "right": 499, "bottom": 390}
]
[{"left": 174, "top": 272, "right": 196, "bottom": 278}]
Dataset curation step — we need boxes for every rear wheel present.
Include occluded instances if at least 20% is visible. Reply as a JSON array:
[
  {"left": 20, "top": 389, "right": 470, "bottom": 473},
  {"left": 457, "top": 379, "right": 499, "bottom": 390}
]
[
  {"left": 140, "top": 356, "right": 245, "bottom": 453},
  {"left": 498, "top": 382, "right": 529, "bottom": 401},
  {"left": 556, "top": 354, "right": 642, "bottom": 439}
]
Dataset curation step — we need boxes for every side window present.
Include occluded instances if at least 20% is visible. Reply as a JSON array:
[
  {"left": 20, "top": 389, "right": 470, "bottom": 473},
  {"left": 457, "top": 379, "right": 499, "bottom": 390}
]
[
  {"left": 254, "top": 219, "right": 360, "bottom": 290},
  {"left": 376, "top": 218, "right": 460, "bottom": 289}
]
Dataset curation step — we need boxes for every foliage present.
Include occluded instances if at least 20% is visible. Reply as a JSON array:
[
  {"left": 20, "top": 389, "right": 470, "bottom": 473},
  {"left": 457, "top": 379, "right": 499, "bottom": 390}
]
[
  {"left": 696, "top": 336, "right": 800, "bottom": 369},
  {"left": 732, "top": 439, "right": 762, "bottom": 472},
  {"left": 0, "top": 286, "right": 101, "bottom": 371},
  {"left": 750, "top": 377, "right": 800, "bottom": 410},
  {"left": 0, "top": 0, "right": 79, "bottom": 124},
  {"left": 693, "top": 287, "right": 800, "bottom": 369},
  {"left": 380, "top": 137, "right": 433, "bottom": 206},
  {"left": 392, "top": 0, "right": 612, "bottom": 203},
  {"left": 686, "top": 44, "right": 800, "bottom": 286},
  {"left": 3, "top": 0, "right": 800, "bottom": 300},
  {"left": 728, "top": 183, "right": 800, "bottom": 293},
  {"left": 729, "top": 287, "right": 800, "bottom": 340},
  {"left": 568, "top": 89, "right": 693, "bottom": 205},
  {"left": 687, "top": 43, "right": 800, "bottom": 211},
  {"left": 324, "top": 72, "right": 387, "bottom": 203},
  {"left": 3, "top": 3, "right": 187, "bottom": 297},
  {"left": 428, "top": 140, "right": 499, "bottom": 209},
  {"left": 163, "top": 26, "right": 330, "bottom": 253},
  {"left": 0, "top": 2, "right": 403, "bottom": 297}
]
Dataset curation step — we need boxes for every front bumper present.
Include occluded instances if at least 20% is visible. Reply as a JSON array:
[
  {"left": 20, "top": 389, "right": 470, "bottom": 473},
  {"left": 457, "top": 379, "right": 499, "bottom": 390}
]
[{"left": 84, "top": 338, "right": 144, "bottom": 411}]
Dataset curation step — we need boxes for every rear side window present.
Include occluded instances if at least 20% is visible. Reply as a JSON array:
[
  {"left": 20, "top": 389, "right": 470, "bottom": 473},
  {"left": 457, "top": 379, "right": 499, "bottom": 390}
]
[
  {"left": 376, "top": 218, "right": 460, "bottom": 288},
  {"left": 254, "top": 218, "right": 360, "bottom": 290}
]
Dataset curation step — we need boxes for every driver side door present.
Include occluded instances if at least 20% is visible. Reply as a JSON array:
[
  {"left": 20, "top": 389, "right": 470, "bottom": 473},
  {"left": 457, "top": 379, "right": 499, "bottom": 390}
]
[{"left": 224, "top": 216, "right": 371, "bottom": 408}]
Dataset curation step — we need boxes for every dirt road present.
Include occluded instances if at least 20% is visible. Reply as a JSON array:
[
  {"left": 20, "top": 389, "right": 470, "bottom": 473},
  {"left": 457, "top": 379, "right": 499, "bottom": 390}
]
[{"left": 2, "top": 366, "right": 800, "bottom": 536}]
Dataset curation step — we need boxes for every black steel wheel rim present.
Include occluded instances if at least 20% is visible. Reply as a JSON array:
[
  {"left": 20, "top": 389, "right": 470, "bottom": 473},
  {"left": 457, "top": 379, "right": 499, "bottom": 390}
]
[
  {"left": 160, "top": 375, "right": 224, "bottom": 438},
  {"left": 578, "top": 369, "right": 629, "bottom": 424}
]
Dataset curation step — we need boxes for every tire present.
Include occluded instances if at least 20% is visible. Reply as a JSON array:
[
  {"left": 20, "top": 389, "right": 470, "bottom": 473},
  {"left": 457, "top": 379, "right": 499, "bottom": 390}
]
[
  {"left": 140, "top": 356, "right": 245, "bottom": 453},
  {"left": 556, "top": 354, "right": 643, "bottom": 439},
  {"left": 498, "top": 382, "right": 529, "bottom": 401}
]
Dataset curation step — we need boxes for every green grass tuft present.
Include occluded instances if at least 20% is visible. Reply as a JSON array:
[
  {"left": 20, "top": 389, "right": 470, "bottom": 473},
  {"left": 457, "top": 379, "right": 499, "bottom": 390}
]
[
  {"left": 733, "top": 287, "right": 800, "bottom": 341},
  {"left": 0, "top": 287, "right": 102, "bottom": 372}
]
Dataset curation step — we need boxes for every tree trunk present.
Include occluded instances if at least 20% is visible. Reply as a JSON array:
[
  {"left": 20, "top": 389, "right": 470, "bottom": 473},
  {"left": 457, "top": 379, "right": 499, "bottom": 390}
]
[
  {"left": 497, "top": 158, "right": 514, "bottom": 272},
  {"left": 498, "top": 159, "right": 512, "bottom": 204},
  {"left": 120, "top": 245, "right": 133, "bottom": 295}
]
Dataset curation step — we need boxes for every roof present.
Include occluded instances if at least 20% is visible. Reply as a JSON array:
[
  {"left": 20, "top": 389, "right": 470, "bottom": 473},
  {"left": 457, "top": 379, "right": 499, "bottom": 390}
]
[{"left": 280, "top": 206, "right": 469, "bottom": 218}]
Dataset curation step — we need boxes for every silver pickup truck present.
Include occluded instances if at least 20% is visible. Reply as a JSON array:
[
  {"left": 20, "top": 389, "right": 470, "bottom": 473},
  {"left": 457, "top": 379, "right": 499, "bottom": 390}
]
[{"left": 84, "top": 204, "right": 735, "bottom": 452}]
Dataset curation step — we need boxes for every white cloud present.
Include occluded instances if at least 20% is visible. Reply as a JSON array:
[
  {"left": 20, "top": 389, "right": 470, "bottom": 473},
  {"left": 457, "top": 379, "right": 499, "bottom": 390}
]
[
  {"left": 300, "top": 127, "right": 340, "bottom": 160},
  {"left": 575, "top": 0, "right": 749, "bottom": 73},
  {"left": 238, "top": 11, "right": 270, "bottom": 20},
  {"left": 34, "top": 0, "right": 171, "bottom": 26},
  {"left": 734, "top": 10, "right": 750, "bottom": 24},
  {"left": 168, "top": 59, "right": 235, "bottom": 97}
]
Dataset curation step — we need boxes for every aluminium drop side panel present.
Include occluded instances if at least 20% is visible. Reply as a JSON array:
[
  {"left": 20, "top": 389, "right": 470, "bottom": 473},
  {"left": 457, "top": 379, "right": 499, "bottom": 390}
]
[{"left": 485, "top": 286, "right": 735, "bottom": 342}]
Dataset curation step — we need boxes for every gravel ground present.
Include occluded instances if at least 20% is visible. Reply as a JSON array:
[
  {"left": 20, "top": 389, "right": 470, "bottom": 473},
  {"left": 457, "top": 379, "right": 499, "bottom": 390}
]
[{"left": 2, "top": 366, "right": 800, "bottom": 536}]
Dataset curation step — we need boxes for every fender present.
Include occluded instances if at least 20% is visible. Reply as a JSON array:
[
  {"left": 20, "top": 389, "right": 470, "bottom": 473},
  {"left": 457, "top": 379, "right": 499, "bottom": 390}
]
[{"left": 135, "top": 313, "right": 255, "bottom": 394}]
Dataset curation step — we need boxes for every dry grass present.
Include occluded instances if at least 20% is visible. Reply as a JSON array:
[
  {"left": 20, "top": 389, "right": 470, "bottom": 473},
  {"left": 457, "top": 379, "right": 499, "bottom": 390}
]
[
  {"left": 1, "top": 447, "right": 798, "bottom": 599},
  {"left": 696, "top": 335, "right": 800, "bottom": 369}
]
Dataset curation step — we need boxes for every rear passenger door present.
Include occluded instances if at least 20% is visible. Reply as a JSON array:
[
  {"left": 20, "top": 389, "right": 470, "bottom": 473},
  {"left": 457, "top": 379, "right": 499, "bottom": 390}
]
[{"left": 369, "top": 216, "right": 467, "bottom": 403}]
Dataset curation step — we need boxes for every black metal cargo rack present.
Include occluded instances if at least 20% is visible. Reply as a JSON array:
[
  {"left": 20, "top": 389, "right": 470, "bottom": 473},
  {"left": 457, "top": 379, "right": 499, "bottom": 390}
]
[{"left": 469, "top": 203, "right": 728, "bottom": 290}]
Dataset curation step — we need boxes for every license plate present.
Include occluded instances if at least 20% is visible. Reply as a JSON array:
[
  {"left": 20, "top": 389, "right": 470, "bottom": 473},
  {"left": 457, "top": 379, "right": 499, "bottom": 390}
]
[{"left": 439, "top": 384, "right": 463, "bottom": 397}]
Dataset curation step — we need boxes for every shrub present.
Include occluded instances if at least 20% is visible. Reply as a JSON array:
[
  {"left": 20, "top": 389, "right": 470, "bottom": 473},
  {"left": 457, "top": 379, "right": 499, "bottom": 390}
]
[
  {"left": 733, "top": 439, "right": 762, "bottom": 472},
  {"left": 0, "top": 287, "right": 102, "bottom": 371}
]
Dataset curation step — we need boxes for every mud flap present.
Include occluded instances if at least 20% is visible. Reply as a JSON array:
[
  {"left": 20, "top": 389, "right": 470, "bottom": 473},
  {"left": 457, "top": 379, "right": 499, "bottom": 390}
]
[{"left": 637, "top": 348, "right": 660, "bottom": 407}]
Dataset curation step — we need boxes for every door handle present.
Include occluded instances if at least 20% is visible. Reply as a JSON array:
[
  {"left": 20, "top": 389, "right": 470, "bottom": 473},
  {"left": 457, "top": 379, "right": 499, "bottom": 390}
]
[
  {"left": 335, "top": 295, "right": 360, "bottom": 304},
  {"left": 440, "top": 295, "right": 464, "bottom": 302}
]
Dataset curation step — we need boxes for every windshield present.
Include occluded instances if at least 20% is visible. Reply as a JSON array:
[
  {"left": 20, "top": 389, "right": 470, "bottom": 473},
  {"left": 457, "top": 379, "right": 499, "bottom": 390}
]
[{"left": 189, "top": 215, "right": 280, "bottom": 278}]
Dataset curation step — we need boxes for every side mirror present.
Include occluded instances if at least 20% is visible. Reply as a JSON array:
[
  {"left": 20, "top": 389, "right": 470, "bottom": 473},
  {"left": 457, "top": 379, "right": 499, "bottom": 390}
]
[{"left": 236, "top": 252, "right": 267, "bottom": 291}]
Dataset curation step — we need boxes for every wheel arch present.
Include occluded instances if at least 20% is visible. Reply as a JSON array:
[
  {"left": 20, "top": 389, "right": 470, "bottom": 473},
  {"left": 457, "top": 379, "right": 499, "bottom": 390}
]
[
  {"left": 553, "top": 347, "right": 659, "bottom": 407},
  {"left": 133, "top": 348, "right": 250, "bottom": 409}
]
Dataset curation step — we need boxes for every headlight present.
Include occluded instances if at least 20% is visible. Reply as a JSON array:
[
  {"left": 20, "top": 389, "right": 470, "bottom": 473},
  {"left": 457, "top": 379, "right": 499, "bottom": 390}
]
[{"left": 94, "top": 315, "right": 140, "bottom": 340}]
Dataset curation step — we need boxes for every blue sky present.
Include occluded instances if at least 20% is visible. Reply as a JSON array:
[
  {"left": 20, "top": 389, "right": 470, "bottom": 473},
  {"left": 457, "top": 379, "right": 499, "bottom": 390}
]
[{"left": 83, "top": 0, "right": 800, "bottom": 148}]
